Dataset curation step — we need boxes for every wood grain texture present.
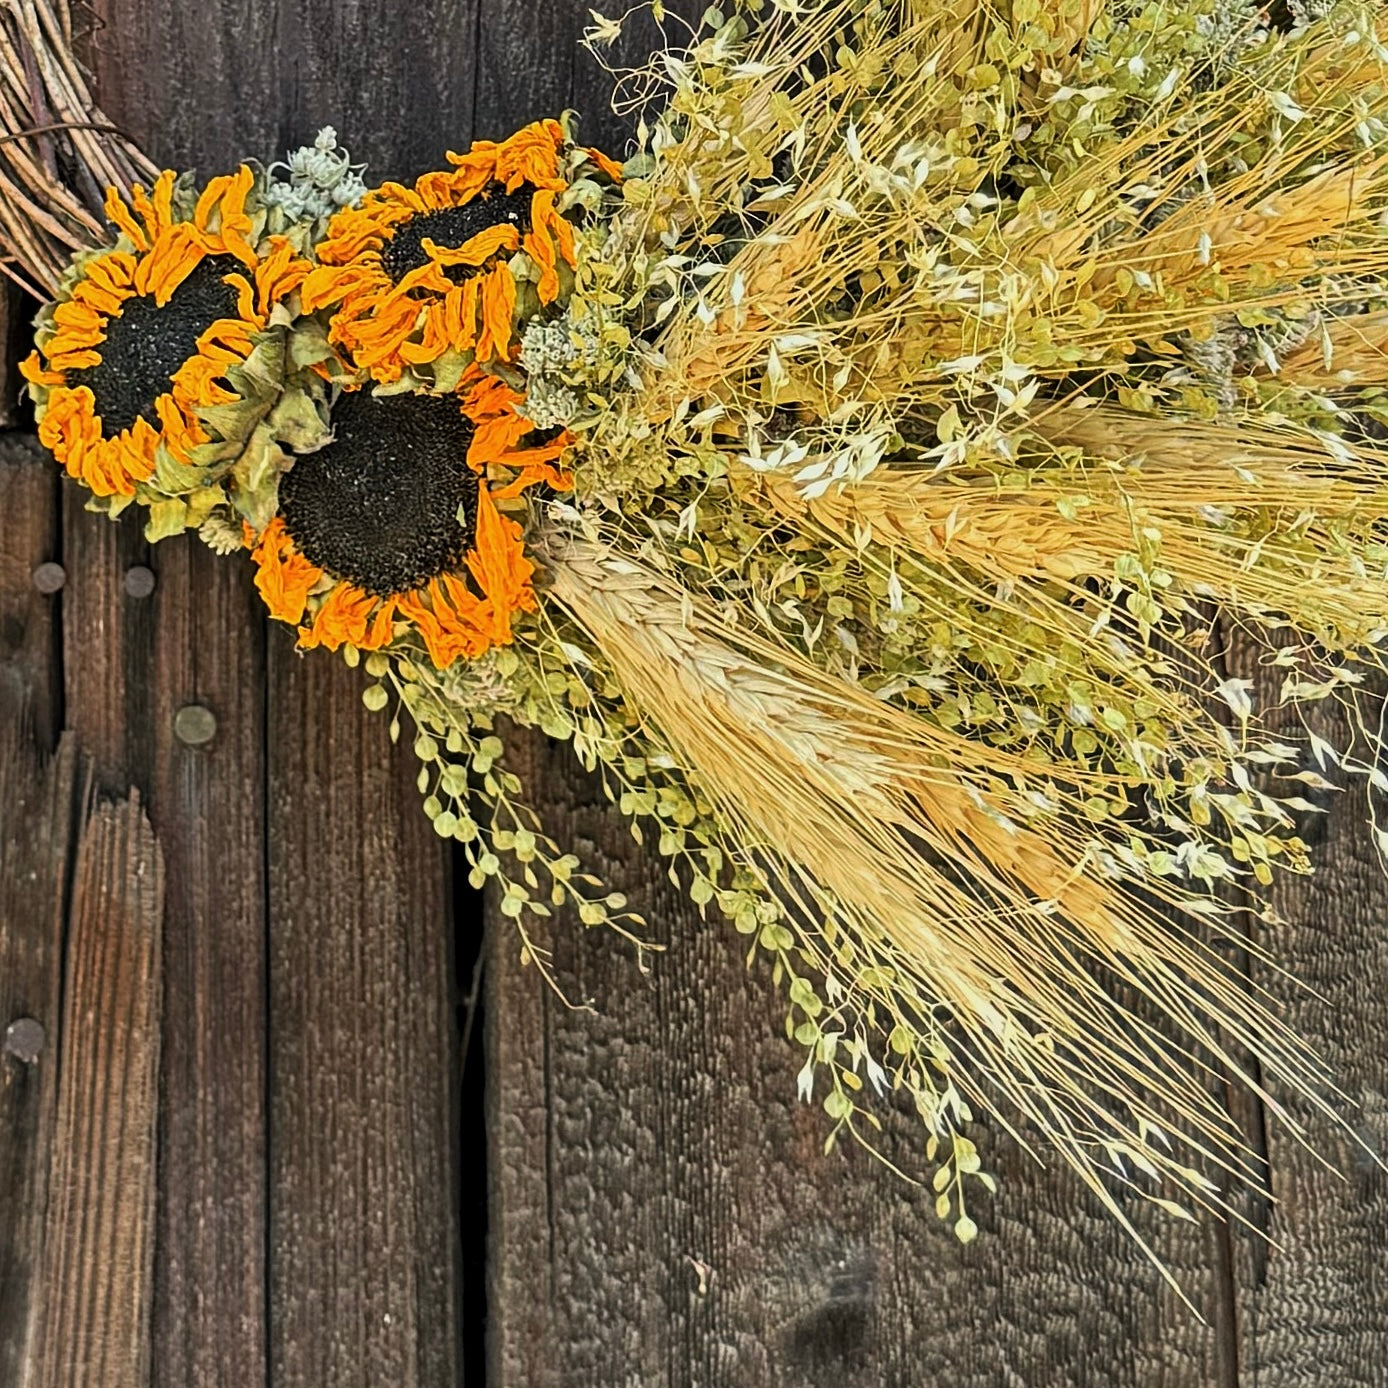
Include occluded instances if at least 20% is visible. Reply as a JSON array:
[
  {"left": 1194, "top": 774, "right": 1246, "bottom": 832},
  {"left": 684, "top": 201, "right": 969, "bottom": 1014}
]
[
  {"left": 43, "top": 54, "right": 274, "bottom": 1359},
  {"left": 6, "top": 2, "right": 1378, "bottom": 1385},
  {"left": 486, "top": 735, "right": 1225, "bottom": 1388},
  {"left": 34, "top": 791, "right": 163, "bottom": 1388},
  {"left": 266, "top": 629, "right": 459, "bottom": 1387},
  {"left": 0, "top": 285, "right": 20, "bottom": 428},
  {"left": 473, "top": 0, "right": 670, "bottom": 154},
  {"left": 59, "top": 493, "right": 273, "bottom": 1388},
  {"left": 88, "top": 2, "right": 472, "bottom": 1381},
  {"left": 475, "top": 19, "right": 1229, "bottom": 1388},
  {"left": 0, "top": 736, "right": 78, "bottom": 1388},
  {"left": 92, "top": 0, "right": 481, "bottom": 184},
  {"left": 144, "top": 538, "right": 272, "bottom": 1388},
  {"left": 1233, "top": 656, "right": 1388, "bottom": 1386},
  {"left": 0, "top": 434, "right": 59, "bottom": 748},
  {"left": 0, "top": 433, "right": 73, "bottom": 1388}
]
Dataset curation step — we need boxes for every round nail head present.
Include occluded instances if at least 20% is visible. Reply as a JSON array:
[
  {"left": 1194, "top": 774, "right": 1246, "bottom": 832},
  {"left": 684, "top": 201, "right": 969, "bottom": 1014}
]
[
  {"left": 174, "top": 703, "right": 218, "bottom": 746},
  {"left": 124, "top": 565, "right": 157, "bottom": 599},
  {"left": 5, "top": 1017, "right": 45, "bottom": 1063},
  {"left": 32, "top": 562, "right": 65, "bottom": 594}
]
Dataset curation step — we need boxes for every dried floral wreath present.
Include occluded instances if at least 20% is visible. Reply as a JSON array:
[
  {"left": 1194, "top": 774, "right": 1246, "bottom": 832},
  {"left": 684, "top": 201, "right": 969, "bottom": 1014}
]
[{"left": 7, "top": 0, "right": 1388, "bottom": 1287}]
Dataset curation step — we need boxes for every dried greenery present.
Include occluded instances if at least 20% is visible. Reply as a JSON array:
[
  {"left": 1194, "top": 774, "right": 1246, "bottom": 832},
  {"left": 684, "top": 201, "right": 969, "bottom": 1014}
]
[{"left": 541, "top": 0, "right": 1388, "bottom": 1271}]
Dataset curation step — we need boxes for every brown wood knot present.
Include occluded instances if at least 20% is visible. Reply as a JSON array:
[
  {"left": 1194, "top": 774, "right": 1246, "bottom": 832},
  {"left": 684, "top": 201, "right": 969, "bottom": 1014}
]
[
  {"left": 31, "top": 561, "right": 65, "bottom": 594},
  {"left": 173, "top": 703, "right": 218, "bottom": 746},
  {"left": 4, "top": 1017, "right": 45, "bottom": 1063},
  {"left": 123, "top": 564, "right": 157, "bottom": 598}
]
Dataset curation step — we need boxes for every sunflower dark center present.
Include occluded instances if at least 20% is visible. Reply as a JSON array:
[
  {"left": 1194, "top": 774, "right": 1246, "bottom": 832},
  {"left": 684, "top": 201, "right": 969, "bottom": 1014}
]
[
  {"left": 279, "top": 390, "right": 479, "bottom": 599},
  {"left": 378, "top": 185, "right": 535, "bottom": 287},
  {"left": 67, "top": 254, "right": 242, "bottom": 437}
]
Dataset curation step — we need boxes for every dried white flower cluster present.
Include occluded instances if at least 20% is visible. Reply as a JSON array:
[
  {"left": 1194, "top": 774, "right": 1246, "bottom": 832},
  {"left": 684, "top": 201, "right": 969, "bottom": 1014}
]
[
  {"left": 1290, "top": 0, "right": 1336, "bottom": 22},
  {"left": 198, "top": 511, "right": 246, "bottom": 555},
  {"left": 264, "top": 126, "right": 367, "bottom": 224},
  {"left": 1194, "top": 0, "right": 1267, "bottom": 63},
  {"left": 516, "top": 313, "right": 602, "bottom": 428},
  {"left": 516, "top": 375, "right": 580, "bottom": 429}
]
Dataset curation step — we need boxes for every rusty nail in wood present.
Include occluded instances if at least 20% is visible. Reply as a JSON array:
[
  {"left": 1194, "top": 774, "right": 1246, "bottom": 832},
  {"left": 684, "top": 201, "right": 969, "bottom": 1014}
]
[
  {"left": 124, "top": 565, "right": 157, "bottom": 598},
  {"left": 173, "top": 703, "right": 218, "bottom": 746},
  {"left": 32, "top": 561, "right": 65, "bottom": 594},
  {"left": 5, "top": 1017, "right": 45, "bottom": 1063}
]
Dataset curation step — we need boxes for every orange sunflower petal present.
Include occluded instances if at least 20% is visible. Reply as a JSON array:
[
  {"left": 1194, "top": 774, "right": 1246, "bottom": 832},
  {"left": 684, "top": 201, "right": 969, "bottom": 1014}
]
[
  {"left": 134, "top": 228, "right": 204, "bottom": 304},
  {"left": 20, "top": 351, "right": 65, "bottom": 388},
  {"left": 302, "top": 260, "right": 362, "bottom": 311},
  {"left": 254, "top": 237, "right": 311, "bottom": 319},
  {"left": 363, "top": 597, "right": 400, "bottom": 649},
  {"left": 298, "top": 582, "right": 379, "bottom": 652},
  {"left": 38, "top": 384, "right": 156, "bottom": 497},
  {"left": 522, "top": 230, "right": 560, "bottom": 306},
  {"left": 492, "top": 119, "right": 566, "bottom": 192},
  {"left": 443, "top": 147, "right": 504, "bottom": 202},
  {"left": 85, "top": 251, "right": 138, "bottom": 292},
  {"left": 129, "top": 181, "right": 159, "bottom": 243},
  {"left": 34, "top": 178, "right": 286, "bottom": 508},
  {"left": 422, "top": 222, "right": 521, "bottom": 269},
  {"left": 490, "top": 441, "right": 574, "bottom": 499},
  {"left": 585, "top": 146, "right": 624, "bottom": 181},
  {"left": 228, "top": 271, "right": 258, "bottom": 323},
  {"left": 216, "top": 165, "right": 258, "bottom": 265},
  {"left": 149, "top": 170, "right": 177, "bottom": 237},
  {"left": 312, "top": 124, "right": 584, "bottom": 380},
  {"left": 126, "top": 170, "right": 177, "bottom": 245},
  {"left": 398, "top": 307, "right": 455, "bottom": 366},
  {"left": 51, "top": 299, "right": 105, "bottom": 339},
  {"left": 466, "top": 484, "right": 536, "bottom": 643},
  {"left": 45, "top": 348, "right": 103, "bottom": 371},
  {"left": 155, "top": 390, "right": 203, "bottom": 459},
  {"left": 396, "top": 581, "right": 488, "bottom": 667},
  {"left": 104, "top": 184, "right": 150, "bottom": 250},
  {"left": 458, "top": 278, "right": 481, "bottom": 352},
  {"left": 475, "top": 264, "right": 517, "bottom": 362},
  {"left": 463, "top": 375, "right": 530, "bottom": 466},
  {"left": 193, "top": 166, "right": 257, "bottom": 265},
  {"left": 251, "top": 518, "right": 323, "bottom": 624}
]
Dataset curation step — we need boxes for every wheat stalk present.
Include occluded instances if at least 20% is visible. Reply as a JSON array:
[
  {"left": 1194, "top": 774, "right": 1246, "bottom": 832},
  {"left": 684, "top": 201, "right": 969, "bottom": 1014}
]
[
  {"left": 642, "top": 1, "right": 1388, "bottom": 424},
  {"left": 1276, "top": 310, "right": 1388, "bottom": 386}
]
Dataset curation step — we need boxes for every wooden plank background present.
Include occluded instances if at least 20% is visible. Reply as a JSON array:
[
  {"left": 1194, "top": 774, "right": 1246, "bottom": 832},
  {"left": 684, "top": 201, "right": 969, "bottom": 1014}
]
[{"left": 0, "top": 2, "right": 1384, "bottom": 1384}]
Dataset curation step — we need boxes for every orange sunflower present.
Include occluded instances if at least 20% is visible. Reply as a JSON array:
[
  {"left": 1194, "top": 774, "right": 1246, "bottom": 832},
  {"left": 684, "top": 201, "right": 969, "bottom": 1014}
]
[
  {"left": 248, "top": 369, "right": 571, "bottom": 668},
  {"left": 299, "top": 120, "right": 615, "bottom": 383},
  {"left": 22, "top": 168, "right": 309, "bottom": 499}
]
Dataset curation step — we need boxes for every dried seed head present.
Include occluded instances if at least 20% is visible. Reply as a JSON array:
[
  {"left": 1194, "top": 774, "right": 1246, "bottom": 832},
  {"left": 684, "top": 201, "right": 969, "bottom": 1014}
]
[
  {"left": 280, "top": 390, "right": 479, "bottom": 597},
  {"left": 379, "top": 188, "right": 534, "bottom": 286}
]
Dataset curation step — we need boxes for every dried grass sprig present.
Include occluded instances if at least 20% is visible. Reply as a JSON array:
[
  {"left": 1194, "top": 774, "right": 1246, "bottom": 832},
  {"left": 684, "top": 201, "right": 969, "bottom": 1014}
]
[
  {"left": 745, "top": 407, "right": 1388, "bottom": 649},
  {"left": 552, "top": 0, "right": 1388, "bottom": 1261}
]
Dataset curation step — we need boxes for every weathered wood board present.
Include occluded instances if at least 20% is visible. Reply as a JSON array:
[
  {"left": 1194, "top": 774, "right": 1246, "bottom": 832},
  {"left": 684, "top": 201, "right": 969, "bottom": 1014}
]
[{"left": 0, "top": 1, "right": 1384, "bottom": 1384}]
